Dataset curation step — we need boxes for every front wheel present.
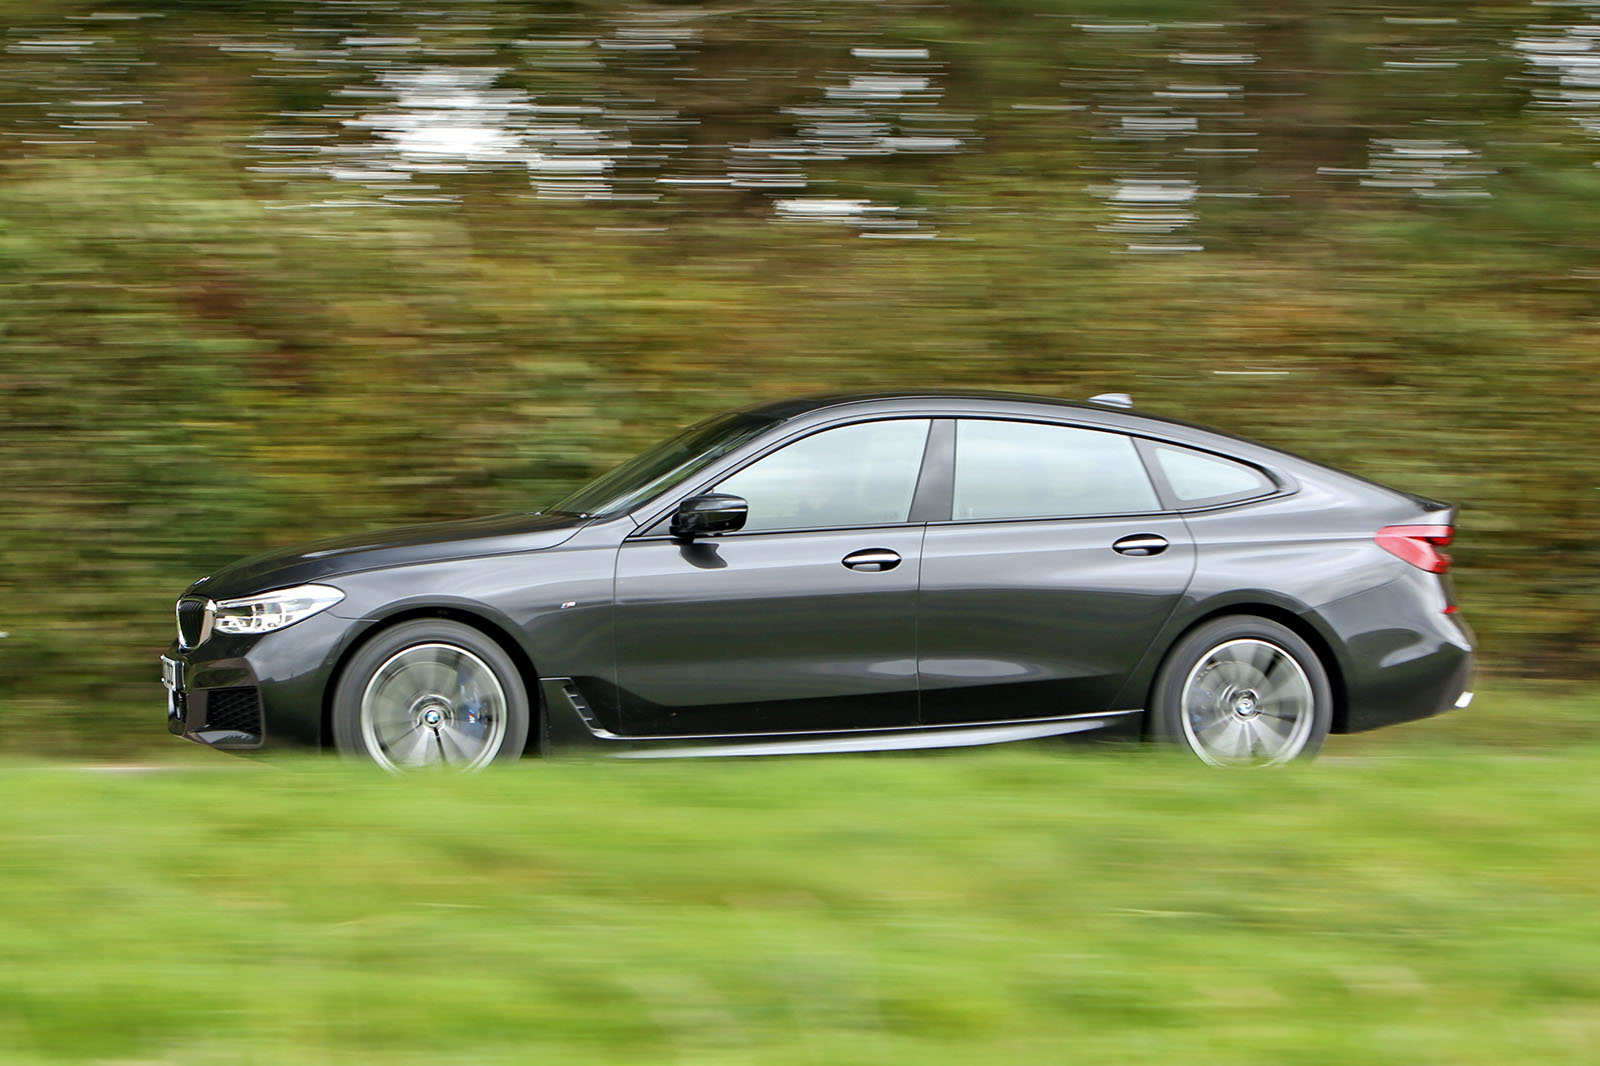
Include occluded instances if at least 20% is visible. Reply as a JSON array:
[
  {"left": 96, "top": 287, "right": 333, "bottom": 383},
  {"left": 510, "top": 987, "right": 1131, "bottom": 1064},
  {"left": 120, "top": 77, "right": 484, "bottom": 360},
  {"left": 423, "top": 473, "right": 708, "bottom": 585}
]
[
  {"left": 332, "top": 619, "right": 531, "bottom": 772},
  {"left": 1148, "top": 616, "right": 1332, "bottom": 767}
]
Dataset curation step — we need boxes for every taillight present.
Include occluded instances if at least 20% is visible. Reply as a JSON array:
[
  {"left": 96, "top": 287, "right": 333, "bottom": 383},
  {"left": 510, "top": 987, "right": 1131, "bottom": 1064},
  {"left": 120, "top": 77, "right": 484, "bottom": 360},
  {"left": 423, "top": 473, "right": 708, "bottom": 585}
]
[{"left": 1376, "top": 524, "right": 1453, "bottom": 573}]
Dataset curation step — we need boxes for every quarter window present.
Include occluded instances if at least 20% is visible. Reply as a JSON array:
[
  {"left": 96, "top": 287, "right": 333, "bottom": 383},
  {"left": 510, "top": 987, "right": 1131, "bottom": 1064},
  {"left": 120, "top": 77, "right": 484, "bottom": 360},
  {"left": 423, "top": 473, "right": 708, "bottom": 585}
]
[
  {"left": 717, "top": 419, "right": 932, "bottom": 532},
  {"left": 952, "top": 420, "right": 1159, "bottom": 521},
  {"left": 1150, "top": 444, "right": 1274, "bottom": 507}
]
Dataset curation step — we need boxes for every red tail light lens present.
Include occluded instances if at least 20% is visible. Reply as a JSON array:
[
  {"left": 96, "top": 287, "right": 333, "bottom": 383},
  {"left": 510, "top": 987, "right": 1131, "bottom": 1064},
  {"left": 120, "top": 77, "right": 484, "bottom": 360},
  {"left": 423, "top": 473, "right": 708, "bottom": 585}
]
[{"left": 1376, "top": 524, "right": 1453, "bottom": 573}]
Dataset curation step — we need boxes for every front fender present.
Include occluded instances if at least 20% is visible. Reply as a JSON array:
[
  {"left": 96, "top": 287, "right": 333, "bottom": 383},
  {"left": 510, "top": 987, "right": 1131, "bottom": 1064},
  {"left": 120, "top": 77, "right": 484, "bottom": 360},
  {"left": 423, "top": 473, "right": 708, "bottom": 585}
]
[{"left": 324, "top": 543, "right": 621, "bottom": 726}]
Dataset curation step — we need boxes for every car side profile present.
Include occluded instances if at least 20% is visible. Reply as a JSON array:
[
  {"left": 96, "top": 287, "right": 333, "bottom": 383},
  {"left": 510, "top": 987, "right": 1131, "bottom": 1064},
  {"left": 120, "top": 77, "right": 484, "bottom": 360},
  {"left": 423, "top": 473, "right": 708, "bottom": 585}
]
[{"left": 161, "top": 392, "right": 1474, "bottom": 769}]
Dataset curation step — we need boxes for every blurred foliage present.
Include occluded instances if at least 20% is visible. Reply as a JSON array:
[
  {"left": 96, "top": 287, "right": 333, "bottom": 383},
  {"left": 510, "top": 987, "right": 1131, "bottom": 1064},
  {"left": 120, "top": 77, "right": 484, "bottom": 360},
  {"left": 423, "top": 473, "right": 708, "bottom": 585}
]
[
  {"left": 2, "top": 0, "right": 1598, "bottom": 749},
  {"left": 3, "top": 686, "right": 1600, "bottom": 1062}
]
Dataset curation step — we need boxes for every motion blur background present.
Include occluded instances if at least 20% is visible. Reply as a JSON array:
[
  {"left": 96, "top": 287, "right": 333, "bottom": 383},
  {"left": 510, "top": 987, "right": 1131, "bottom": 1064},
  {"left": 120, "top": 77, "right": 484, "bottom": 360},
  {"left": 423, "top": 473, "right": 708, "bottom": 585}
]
[
  {"left": 3, "top": 6, "right": 1600, "bottom": 1063},
  {"left": 2, "top": 0, "right": 1598, "bottom": 748}
]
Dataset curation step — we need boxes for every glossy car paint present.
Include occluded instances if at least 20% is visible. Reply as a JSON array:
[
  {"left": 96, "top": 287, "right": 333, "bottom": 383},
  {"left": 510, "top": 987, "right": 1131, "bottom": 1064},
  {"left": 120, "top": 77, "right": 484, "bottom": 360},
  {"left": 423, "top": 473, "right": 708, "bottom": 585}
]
[
  {"left": 917, "top": 510, "right": 1196, "bottom": 724},
  {"left": 164, "top": 392, "right": 1474, "bottom": 757},
  {"left": 615, "top": 526, "right": 924, "bottom": 735}
]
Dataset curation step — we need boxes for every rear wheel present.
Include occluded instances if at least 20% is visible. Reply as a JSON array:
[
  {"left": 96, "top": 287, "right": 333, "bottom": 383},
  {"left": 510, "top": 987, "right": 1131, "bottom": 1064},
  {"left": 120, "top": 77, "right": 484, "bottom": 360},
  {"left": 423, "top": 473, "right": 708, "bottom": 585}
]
[
  {"left": 1149, "top": 616, "right": 1331, "bottom": 766},
  {"left": 332, "top": 619, "right": 530, "bottom": 772}
]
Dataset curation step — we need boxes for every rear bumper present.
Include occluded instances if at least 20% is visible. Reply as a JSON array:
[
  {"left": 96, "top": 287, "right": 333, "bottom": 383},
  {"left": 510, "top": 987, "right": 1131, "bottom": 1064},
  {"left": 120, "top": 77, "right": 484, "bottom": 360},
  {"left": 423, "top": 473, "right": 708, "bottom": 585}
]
[{"left": 1311, "top": 571, "right": 1475, "bottom": 733}]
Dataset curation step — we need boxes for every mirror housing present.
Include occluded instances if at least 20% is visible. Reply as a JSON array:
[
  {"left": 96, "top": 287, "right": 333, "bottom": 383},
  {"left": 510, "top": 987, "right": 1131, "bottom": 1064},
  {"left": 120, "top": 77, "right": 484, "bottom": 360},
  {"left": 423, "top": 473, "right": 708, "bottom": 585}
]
[{"left": 670, "top": 494, "right": 748, "bottom": 539}]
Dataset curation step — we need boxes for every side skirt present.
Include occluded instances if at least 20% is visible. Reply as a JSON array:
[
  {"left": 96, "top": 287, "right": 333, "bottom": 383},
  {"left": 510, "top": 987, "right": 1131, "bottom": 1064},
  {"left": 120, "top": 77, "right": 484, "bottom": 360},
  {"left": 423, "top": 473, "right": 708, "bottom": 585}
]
[{"left": 539, "top": 677, "right": 1140, "bottom": 759}]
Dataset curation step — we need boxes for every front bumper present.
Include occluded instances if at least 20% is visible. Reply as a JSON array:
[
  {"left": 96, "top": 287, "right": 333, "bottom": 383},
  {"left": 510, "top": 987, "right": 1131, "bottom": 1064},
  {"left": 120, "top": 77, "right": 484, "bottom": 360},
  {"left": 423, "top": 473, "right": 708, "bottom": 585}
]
[
  {"left": 163, "top": 652, "right": 268, "bottom": 749},
  {"left": 161, "top": 608, "right": 362, "bottom": 752}
]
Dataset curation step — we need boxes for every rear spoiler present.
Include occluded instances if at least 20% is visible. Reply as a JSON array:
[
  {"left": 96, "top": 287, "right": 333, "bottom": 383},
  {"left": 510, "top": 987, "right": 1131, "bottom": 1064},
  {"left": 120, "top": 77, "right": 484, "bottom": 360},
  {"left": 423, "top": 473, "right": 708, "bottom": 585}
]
[{"left": 1402, "top": 492, "right": 1456, "bottom": 524}]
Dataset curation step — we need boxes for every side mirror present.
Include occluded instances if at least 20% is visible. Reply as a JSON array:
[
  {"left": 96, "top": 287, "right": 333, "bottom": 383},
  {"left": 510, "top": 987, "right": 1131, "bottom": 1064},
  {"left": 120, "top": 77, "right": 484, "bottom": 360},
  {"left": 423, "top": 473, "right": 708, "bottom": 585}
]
[{"left": 670, "top": 494, "right": 748, "bottom": 539}]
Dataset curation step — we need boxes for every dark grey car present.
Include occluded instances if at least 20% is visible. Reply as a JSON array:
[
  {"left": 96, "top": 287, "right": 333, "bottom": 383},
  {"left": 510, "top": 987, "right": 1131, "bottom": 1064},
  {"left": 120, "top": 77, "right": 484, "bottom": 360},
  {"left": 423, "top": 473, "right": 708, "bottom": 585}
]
[{"left": 161, "top": 392, "right": 1474, "bottom": 769}]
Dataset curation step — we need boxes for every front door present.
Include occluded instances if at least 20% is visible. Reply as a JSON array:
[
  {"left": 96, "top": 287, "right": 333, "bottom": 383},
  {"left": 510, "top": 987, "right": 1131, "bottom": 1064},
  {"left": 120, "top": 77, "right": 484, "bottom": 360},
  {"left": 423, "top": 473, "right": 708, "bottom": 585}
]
[{"left": 614, "top": 418, "right": 933, "bottom": 736}]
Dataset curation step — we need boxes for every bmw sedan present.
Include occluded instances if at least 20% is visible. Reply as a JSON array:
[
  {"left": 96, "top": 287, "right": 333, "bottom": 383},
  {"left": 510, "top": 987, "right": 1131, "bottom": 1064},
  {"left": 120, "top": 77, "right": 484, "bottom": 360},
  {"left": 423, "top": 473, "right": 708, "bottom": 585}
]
[{"left": 161, "top": 392, "right": 1474, "bottom": 769}]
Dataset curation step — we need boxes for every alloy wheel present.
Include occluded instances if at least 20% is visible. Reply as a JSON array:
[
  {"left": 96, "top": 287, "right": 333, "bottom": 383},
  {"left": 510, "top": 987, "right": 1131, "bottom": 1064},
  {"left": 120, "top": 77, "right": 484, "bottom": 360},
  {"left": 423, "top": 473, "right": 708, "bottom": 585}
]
[
  {"left": 1178, "top": 638, "right": 1315, "bottom": 767},
  {"left": 358, "top": 642, "right": 509, "bottom": 772}
]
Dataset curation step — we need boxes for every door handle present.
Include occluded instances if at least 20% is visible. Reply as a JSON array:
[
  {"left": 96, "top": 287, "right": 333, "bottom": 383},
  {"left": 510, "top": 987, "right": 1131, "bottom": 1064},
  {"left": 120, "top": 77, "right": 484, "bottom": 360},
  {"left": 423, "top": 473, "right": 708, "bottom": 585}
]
[
  {"left": 842, "top": 548, "right": 902, "bottom": 572},
  {"left": 1112, "top": 533, "right": 1169, "bottom": 557}
]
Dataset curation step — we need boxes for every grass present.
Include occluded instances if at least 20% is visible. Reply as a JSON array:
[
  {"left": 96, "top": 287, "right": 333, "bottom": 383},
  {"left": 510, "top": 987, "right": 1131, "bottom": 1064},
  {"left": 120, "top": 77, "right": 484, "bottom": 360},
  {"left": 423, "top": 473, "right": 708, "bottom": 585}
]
[{"left": 1, "top": 684, "right": 1597, "bottom": 1065}]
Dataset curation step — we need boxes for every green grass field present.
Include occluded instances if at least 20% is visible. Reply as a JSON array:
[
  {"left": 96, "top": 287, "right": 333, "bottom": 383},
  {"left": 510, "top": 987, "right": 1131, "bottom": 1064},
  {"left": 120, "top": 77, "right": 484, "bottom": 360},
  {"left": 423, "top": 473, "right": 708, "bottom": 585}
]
[{"left": 2, "top": 684, "right": 1597, "bottom": 1065}]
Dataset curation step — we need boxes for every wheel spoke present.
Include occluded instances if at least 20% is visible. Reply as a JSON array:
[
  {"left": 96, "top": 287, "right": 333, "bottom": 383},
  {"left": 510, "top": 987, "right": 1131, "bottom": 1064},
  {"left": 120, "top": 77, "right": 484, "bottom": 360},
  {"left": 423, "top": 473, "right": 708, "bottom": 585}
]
[
  {"left": 1211, "top": 659, "right": 1250, "bottom": 690},
  {"left": 369, "top": 683, "right": 412, "bottom": 733},
  {"left": 1190, "top": 701, "right": 1229, "bottom": 735},
  {"left": 1250, "top": 718, "right": 1282, "bottom": 758},
  {"left": 1243, "top": 640, "right": 1278, "bottom": 678},
  {"left": 1263, "top": 694, "right": 1308, "bottom": 721},
  {"left": 390, "top": 726, "right": 435, "bottom": 768},
  {"left": 1204, "top": 719, "right": 1245, "bottom": 761},
  {"left": 1234, "top": 720, "right": 1260, "bottom": 760},
  {"left": 414, "top": 658, "right": 456, "bottom": 698},
  {"left": 1257, "top": 661, "right": 1299, "bottom": 701},
  {"left": 384, "top": 721, "right": 423, "bottom": 746},
  {"left": 1256, "top": 684, "right": 1310, "bottom": 737},
  {"left": 438, "top": 724, "right": 483, "bottom": 766},
  {"left": 1190, "top": 673, "right": 1229, "bottom": 709},
  {"left": 1253, "top": 713, "right": 1294, "bottom": 750}
]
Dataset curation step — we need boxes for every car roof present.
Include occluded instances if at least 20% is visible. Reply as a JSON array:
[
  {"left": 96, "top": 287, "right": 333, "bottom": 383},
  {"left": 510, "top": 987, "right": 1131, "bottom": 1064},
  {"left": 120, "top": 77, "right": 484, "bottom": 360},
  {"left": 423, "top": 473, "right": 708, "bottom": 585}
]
[
  {"left": 740, "top": 390, "right": 1235, "bottom": 445},
  {"left": 742, "top": 389, "right": 1103, "bottom": 420}
]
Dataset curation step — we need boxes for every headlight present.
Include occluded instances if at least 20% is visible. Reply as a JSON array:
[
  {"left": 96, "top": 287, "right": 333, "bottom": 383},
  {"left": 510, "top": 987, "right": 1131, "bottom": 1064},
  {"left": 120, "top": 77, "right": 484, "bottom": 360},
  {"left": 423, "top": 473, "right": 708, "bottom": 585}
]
[{"left": 212, "top": 584, "right": 345, "bottom": 635}]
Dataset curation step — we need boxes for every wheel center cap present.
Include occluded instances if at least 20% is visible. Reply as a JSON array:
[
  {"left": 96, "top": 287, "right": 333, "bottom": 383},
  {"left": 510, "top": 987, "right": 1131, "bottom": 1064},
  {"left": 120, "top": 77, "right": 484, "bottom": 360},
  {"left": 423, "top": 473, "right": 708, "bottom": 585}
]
[
  {"left": 1233, "top": 693, "right": 1259, "bottom": 718},
  {"left": 414, "top": 700, "right": 450, "bottom": 728}
]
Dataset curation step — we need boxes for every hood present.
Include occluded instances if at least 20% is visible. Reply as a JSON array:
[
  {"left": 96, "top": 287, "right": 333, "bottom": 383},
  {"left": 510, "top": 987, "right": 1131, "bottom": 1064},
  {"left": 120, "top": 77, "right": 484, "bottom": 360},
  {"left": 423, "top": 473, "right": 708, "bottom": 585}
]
[{"left": 191, "top": 512, "right": 588, "bottom": 600}]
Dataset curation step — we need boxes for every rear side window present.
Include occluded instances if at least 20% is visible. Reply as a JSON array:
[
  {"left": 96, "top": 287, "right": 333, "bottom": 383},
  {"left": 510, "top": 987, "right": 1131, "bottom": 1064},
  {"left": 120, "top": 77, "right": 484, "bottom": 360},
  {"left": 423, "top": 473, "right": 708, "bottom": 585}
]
[
  {"left": 1150, "top": 443, "right": 1275, "bottom": 507},
  {"left": 952, "top": 420, "right": 1160, "bottom": 521}
]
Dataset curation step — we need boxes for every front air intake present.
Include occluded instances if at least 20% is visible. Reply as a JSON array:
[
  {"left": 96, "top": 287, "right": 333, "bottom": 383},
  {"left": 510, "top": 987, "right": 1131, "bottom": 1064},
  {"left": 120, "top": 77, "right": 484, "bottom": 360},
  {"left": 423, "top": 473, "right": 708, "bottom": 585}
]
[{"left": 203, "top": 687, "right": 262, "bottom": 736}]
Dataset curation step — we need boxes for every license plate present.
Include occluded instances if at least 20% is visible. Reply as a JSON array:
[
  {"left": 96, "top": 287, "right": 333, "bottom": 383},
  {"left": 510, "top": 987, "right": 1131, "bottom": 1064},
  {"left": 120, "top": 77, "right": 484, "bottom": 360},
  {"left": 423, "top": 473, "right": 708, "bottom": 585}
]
[{"left": 161, "top": 655, "right": 184, "bottom": 693}]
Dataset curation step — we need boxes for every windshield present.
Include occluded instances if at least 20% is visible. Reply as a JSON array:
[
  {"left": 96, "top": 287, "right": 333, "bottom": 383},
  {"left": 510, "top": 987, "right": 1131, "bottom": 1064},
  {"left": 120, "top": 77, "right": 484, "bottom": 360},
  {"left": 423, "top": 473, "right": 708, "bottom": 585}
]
[{"left": 549, "top": 412, "right": 778, "bottom": 518}]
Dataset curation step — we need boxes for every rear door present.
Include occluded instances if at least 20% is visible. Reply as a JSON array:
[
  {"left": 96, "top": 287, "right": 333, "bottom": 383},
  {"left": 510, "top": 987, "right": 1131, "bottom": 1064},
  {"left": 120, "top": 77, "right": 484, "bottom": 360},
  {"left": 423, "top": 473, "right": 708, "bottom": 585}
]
[{"left": 916, "top": 418, "right": 1196, "bottom": 724}]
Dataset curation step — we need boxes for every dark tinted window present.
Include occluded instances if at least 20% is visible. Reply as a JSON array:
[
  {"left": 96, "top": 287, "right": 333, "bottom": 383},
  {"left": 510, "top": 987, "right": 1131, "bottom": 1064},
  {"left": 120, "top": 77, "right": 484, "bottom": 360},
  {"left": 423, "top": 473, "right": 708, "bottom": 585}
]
[
  {"left": 718, "top": 419, "right": 932, "bottom": 532},
  {"left": 1151, "top": 444, "right": 1274, "bottom": 506},
  {"left": 952, "top": 420, "right": 1159, "bottom": 521}
]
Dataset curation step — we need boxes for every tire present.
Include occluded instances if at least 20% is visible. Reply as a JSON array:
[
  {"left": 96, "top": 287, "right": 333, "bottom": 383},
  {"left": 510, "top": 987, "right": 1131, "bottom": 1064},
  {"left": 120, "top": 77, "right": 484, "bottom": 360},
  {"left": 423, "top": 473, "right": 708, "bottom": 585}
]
[
  {"left": 1148, "top": 616, "right": 1331, "bottom": 767},
  {"left": 331, "top": 619, "right": 531, "bottom": 772}
]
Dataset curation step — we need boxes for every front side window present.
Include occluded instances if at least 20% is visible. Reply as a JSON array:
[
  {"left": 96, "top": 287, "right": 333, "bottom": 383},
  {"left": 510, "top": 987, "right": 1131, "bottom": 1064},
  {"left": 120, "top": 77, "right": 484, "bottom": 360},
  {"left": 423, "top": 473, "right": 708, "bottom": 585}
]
[
  {"left": 952, "top": 420, "right": 1159, "bottom": 521},
  {"left": 716, "top": 419, "right": 932, "bottom": 532}
]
